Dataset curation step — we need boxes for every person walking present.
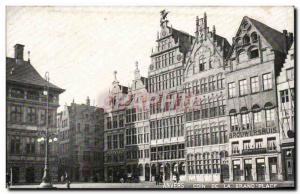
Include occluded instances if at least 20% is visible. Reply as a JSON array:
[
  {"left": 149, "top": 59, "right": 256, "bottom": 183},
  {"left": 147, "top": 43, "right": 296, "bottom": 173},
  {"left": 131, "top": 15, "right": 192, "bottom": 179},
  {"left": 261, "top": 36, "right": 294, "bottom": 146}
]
[{"left": 65, "top": 172, "right": 71, "bottom": 189}]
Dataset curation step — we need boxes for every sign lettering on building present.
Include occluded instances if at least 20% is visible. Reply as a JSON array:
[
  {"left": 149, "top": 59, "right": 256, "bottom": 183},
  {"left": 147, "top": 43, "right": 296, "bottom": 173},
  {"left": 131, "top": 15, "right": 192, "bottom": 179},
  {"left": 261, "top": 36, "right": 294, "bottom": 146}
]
[{"left": 229, "top": 127, "right": 277, "bottom": 139}]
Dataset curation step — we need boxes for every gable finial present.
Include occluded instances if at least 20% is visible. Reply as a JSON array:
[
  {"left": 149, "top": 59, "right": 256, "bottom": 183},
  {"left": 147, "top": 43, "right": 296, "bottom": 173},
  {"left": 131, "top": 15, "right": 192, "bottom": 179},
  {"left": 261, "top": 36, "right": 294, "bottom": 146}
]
[
  {"left": 27, "top": 51, "right": 30, "bottom": 63},
  {"left": 113, "top": 70, "right": 118, "bottom": 82}
]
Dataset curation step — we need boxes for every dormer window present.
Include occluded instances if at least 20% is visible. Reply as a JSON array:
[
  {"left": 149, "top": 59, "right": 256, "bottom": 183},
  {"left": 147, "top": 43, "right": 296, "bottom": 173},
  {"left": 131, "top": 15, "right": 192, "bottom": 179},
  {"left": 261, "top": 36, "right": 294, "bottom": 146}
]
[
  {"left": 249, "top": 47, "right": 259, "bottom": 59},
  {"left": 251, "top": 32, "right": 258, "bottom": 42},
  {"left": 236, "top": 38, "right": 242, "bottom": 46},
  {"left": 243, "top": 35, "right": 250, "bottom": 45}
]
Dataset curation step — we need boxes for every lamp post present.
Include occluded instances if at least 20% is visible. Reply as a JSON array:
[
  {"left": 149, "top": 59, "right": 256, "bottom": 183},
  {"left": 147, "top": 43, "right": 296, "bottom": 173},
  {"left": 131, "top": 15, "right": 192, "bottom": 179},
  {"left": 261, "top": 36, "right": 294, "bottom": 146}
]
[{"left": 39, "top": 71, "right": 53, "bottom": 188}]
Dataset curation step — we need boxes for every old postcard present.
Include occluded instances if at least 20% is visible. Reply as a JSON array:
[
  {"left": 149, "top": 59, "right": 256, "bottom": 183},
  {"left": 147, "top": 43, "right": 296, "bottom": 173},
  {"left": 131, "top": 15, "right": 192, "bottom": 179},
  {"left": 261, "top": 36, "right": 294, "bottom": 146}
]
[{"left": 5, "top": 6, "right": 295, "bottom": 190}]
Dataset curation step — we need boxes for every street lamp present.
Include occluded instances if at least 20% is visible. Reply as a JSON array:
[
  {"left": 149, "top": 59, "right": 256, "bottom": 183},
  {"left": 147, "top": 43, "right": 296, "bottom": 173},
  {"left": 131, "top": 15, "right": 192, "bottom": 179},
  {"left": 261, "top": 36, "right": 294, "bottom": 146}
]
[{"left": 39, "top": 71, "right": 53, "bottom": 188}]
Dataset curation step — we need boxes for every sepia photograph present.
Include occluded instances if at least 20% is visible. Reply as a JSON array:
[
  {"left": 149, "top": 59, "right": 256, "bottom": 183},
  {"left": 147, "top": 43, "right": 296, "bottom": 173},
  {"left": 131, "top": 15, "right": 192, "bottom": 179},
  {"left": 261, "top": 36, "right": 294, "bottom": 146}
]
[{"left": 4, "top": 5, "right": 295, "bottom": 190}]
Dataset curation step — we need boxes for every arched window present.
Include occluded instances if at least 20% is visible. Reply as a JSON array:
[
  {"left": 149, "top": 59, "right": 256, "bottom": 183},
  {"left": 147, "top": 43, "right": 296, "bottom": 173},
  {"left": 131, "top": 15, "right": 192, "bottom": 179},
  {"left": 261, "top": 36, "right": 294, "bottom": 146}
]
[
  {"left": 243, "top": 35, "right": 250, "bottom": 45},
  {"left": 252, "top": 104, "right": 262, "bottom": 128},
  {"left": 265, "top": 102, "right": 275, "bottom": 127},
  {"left": 236, "top": 37, "right": 242, "bottom": 46},
  {"left": 240, "top": 107, "right": 250, "bottom": 130},
  {"left": 251, "top": 32, "right": 258, "bottom": 42},
  {"left": 199, "top": 56, "right": 206, "bottom": 72}
]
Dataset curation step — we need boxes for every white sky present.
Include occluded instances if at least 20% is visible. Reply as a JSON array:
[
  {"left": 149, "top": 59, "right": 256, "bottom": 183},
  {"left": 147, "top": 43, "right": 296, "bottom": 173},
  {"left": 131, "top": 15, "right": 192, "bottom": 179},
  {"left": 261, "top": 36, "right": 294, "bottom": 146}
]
[{"left": 6, "top": 6, "right": 294, "bottom": 108}]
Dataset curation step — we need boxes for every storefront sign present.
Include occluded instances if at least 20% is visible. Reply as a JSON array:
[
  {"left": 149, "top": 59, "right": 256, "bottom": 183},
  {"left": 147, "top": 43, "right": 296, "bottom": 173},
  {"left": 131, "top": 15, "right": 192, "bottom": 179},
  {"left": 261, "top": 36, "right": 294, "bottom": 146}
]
[
  {"left": 242, "top": 148, "right": 267, "bottom": 155},
  {"left": 229, "top": 127, "right": 277, "bottom": 139}
]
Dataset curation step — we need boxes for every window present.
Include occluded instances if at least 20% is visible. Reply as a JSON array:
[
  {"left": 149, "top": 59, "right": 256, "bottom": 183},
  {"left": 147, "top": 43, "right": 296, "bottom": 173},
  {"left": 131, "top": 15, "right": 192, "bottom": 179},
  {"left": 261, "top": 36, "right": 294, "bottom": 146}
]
[
  {"left": 113, "top": 116, "right": 118, "bottom": 128},
  {"left": 186, "top": 112, "right": 193, "bottom": 122},
  {"left": 10, "top": 136, "right": 21, "bottom": 154},
  {"left": 230, "top": 115, "right": 238, "bottom": 131},
  {"left": 263, "top": 73, "right": 272, "bottom": 90},
  {"left": 267, "top": 137, "right": 276, "bottom": 150},
  {"left": 243, "top": 140, "right": 251, "bottom": 150},
  {"left": 119, "top": 134, "right": 124, "bottom": 148},
  {"left": 10, "top": 105, "right": 22, "bottom": 123},
  {"left": 107, "top": 117, "right": 112, "bottom": 129},
  {"left": 85, "top": 124, "right": 89, "bottom": 132},
  {"left": 27, "top": 91, "right": 39, "bottom": 100},
  {"left": 250, "top": 49, "right": 259, "bottom": 59},
  {"left": 255, "top": 139, "right": 263, "bottom": 149},
  {"left": 253, "top": 111, "right": 262, "bottom": 128},
  {"left": 199, "top": 57, "right": 205, "bottom": 72},
  {"left": 266, "top": 108, "right": 275, "bottom": 127},
  {"left": 286, "top": 68, "right": 294, "bottom": 80},
  {"left": 241, "top": 112, "right": 250, "bottom": 130},
  {"left": 250, "top": 76, "right": 259, "bottom": 93},
  {"left": 280, "top": 90, "right": 289, "bottom": 103},
  {"left": 193, "top": 110, "right": 201, "bottom": 120},
  {"left": 26, "top": 137, "right": 35, "bottom": 154},
  {"left": 251, "top": 32, "right": 258, "bottom": 42},
  {"left": 232, "top": 142, "right": 239, "bottom": 154},
  {"left": 27, "top": 107, "right": 36, "bottom": 124},
  {"left": 11, "top": 88, "right": 24, "bottom": 98},
  {"left": 239, "top": 79, "right": 248, "bottom": 96},
  {"left": 113, "top": 135, "right": 118, "bottom": 149},
  {"left": 228, "top": 82, "right": 236, "bottom": 98},
  {"left": 107, "top": 135, "right": 112, "bottom": 149},
  {"left": 77, "top": 123, "right": 81, "bottom": 132},
  {"left": 243, "top": 35, "right": 250, "bottom": 45}
]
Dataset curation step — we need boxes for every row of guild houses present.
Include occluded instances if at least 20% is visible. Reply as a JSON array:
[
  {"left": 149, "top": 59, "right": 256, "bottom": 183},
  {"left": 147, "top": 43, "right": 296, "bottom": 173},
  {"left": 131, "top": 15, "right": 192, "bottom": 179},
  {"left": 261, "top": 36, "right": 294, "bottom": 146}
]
[{"left": 103, "top": 11, "right": 294, "bottom": 183}]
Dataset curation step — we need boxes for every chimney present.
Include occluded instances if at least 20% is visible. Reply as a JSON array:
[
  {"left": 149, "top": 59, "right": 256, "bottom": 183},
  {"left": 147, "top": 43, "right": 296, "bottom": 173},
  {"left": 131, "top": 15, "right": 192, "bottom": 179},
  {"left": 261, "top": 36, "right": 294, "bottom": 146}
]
[
  {"left": 282, "top": 30, "right": 288, "bottom": 53},
  {"left": 86, "top": 96, "right": 90, "bottom": 106},
  {"left": 14, "top": 44, "right": 24, "bottom": 60},
  {"left": 288, "top": 32, "right": 294, "bottom": 48}
]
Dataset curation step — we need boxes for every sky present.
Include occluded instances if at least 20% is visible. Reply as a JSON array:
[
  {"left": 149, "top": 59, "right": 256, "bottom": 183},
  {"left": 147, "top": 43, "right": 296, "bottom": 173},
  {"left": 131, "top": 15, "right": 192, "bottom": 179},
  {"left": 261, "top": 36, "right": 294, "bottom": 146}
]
[{"left": 6, "top": 6, "right": 294, "bottom": 108}]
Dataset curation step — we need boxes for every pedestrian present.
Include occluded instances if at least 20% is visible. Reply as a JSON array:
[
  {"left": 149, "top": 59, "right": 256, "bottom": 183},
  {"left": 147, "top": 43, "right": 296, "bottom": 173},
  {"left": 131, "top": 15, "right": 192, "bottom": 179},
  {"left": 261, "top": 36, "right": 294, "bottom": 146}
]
[
  {"left": 65, "top": 172, "right": 71, "bottom": 189},
  {"left": 155, "top": 174, "right": 159, "bottom": 185},
  {"left": 176, "top": 173, "right": 180, "bottom": 183}
]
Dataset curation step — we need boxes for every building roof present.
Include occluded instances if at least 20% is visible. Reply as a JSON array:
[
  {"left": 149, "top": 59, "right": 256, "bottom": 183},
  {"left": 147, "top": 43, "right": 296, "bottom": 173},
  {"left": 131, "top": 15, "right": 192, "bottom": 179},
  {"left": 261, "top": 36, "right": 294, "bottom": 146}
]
[
  {"left": 6, "top": 57, "right": 64, "bottom": 93},
  {"left": 247, "top": 17, "right": 288, "bottom": 53}
]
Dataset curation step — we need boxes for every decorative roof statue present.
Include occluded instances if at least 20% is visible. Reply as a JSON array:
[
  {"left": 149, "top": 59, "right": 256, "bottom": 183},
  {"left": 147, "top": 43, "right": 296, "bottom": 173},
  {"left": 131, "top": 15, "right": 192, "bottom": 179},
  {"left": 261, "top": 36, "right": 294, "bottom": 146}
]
[{"left": 160, "top": 9, "right": 169, "bottom": 26}]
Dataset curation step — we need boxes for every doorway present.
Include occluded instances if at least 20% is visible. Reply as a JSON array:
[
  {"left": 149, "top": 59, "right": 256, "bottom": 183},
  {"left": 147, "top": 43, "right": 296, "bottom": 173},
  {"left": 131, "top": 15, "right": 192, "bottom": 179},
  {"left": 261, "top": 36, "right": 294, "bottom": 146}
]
[
  {"left": 256, "top": 158, "right": 265, "bottom": 182},
  {"left": 244, "top": 159, "right": 253, "bottom": 181}
]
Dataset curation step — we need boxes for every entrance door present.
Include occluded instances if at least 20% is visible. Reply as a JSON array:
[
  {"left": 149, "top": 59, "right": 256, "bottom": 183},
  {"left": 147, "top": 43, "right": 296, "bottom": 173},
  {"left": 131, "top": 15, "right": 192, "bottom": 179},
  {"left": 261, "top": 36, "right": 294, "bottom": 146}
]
[
  {"left": 244, "top": 159, "right": 253, "bottom": 181},
  {"left": 25, "top": 167, "right": 35, "bottom": 183},
  {"left": 269, "top": 157, "right": 278, "bottom": 181},
  {"left": 256, "top": 158, "right": 265, "bottom": 182},
  {"left": 221, "top": 164, "right": 229, "bottom": 181},
  {"left": 233, "top": 160, "right": 241, "bottom": 181},
  {"left": 284, "top": 149, "right": 294, "bottom": 181}
]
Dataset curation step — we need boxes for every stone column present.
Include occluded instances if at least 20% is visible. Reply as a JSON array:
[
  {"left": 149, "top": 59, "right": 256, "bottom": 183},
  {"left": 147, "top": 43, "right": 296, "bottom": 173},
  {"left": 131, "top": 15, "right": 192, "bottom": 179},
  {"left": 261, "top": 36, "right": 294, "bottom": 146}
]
[
  {"left": 228, "top": 157, "right": 233, "bottom": 182},
  {"left": 265, "top": 156, "right": 270, "bottom": 182},
  {"left": 277, "top": 154, "right": 283, "bottom": 181},
  {"left": 240, "top": 158, "right": 245, "bottom": 181},
  {"left": 104, "top": 167, "right": 107, "bottom": 182},
  {"left": 252, "top": 157, "right": 257, "bottom": 182}
]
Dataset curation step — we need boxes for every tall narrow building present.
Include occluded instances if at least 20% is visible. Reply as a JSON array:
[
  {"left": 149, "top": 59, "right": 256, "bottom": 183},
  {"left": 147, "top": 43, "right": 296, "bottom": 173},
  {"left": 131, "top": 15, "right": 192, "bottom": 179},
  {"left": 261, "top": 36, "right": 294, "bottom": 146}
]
[
  {"left": 277, "top": 42, "right": 295, "bottom": 181},
  {"left": 148, "top": 11, "right": 194, "bottom": 181},
  {"left": 57, "top": 98, "right": 105, "bottom": 182},
  {"left": 183, "top": 13, "right": 231, "bottom": 182}
]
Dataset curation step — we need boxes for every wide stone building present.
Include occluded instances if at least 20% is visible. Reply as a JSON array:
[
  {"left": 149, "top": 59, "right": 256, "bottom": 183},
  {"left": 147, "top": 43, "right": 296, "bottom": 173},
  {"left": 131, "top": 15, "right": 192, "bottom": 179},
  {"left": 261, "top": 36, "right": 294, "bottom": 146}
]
[{"left": 6, "top": 44, "right": 64, "bottom": 184}]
